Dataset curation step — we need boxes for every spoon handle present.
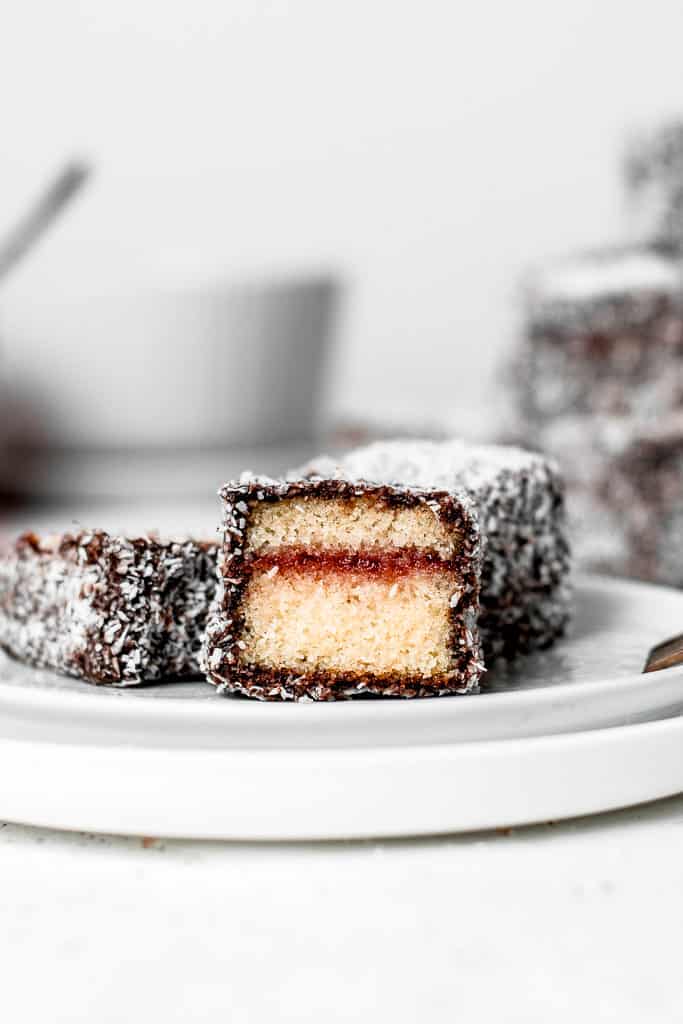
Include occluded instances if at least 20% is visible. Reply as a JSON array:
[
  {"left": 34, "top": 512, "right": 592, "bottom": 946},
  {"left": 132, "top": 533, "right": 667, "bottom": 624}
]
[{"left": 0, "top": 161, "right": 91, "bottom": 284}]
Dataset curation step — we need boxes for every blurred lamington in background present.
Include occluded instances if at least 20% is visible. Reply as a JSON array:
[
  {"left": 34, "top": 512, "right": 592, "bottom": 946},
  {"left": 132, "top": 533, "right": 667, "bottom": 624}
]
[
  {"left": 625, "top": 119, "right": 683, "bottom": 251},
  {"left": 515, "top": 117, "right": 683, "bottom": 586}
]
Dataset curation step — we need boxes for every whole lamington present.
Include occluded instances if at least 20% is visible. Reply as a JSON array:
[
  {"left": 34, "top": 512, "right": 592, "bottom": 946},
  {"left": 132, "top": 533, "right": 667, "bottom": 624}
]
[
  {"left": 203, "top": 439, "right": 571, "bottom": 702},
  {"left": 519, "top": 245, "right": 683, "bottom": 429},
  {"left": 0, "top": 530, "right": 218, "bottom": 685}
]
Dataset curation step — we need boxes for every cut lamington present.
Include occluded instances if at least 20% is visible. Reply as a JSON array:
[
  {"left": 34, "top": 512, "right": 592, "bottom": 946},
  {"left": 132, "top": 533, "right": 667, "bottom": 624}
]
[
  {"left": 0, "top": 530, "right": 218, "bottom": 685},
  {"left": 203, "top": 440, "right": 570, "bottom": 701}
]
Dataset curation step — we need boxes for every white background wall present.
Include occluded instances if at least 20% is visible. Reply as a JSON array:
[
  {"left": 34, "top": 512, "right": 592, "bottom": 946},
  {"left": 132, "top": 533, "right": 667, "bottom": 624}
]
[{"left": 1, "top": 0, "right": 682, "bottom": 430}]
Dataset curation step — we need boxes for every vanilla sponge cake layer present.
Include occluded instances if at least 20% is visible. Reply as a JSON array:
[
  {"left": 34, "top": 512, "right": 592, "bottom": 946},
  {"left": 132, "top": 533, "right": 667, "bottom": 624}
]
[
  {"left": 241, "top": 567, "right": 460, "bottom": 677},
  {"left": 246, "top": 496, "right": 457, "bottom": 558}
]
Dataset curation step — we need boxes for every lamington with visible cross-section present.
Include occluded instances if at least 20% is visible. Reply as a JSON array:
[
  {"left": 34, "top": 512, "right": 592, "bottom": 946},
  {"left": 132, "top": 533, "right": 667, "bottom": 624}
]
[
  {"left": 203, "top": 440, "right": 570, "bottom": 701},
  {"left": 0, "top": 530, "right": 218, "bottom": 685}
]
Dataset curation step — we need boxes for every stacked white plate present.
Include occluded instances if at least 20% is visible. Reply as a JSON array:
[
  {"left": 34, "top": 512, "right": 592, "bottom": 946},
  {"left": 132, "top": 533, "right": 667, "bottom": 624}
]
[{"left": 1, "top": 575, "right": 682, "bottom": 839}]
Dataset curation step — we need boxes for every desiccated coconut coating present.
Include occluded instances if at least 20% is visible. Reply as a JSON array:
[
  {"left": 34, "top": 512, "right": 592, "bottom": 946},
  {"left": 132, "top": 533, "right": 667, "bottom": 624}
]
[
  {"left": 0, "top": 530, "right": 218, "bottom": 685},
  {"left": 300, "top": 440, "right": 571, "bottom": 661}
]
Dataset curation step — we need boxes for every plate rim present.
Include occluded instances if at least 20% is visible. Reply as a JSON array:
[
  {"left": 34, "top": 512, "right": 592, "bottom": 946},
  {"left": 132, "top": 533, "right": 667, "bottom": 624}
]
[
  {"left": 1, "top": 711, "right": 682, "bottom": 839},
  {"left": 2, "top": 570, "right": 683, "bottom": 838},
  {"left": 0, "top": 572, "right": 681, "bottom": 728}
]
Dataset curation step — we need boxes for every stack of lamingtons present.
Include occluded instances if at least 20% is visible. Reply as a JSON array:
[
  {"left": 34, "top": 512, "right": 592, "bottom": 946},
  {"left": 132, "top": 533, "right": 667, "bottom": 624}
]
[
  {"left": 517, "top": 119, "right": 683, "bottom": 585},
  {"left": 0, "top": 440, "right": 570, "bottom": 700}
]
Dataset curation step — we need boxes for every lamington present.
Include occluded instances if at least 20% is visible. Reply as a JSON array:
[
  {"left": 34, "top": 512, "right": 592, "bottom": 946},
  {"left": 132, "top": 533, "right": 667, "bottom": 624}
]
[
  {"left": 0, "top": 530, "right": 218, "bottom": 685},
  {"left": 203, "top": 440, "right": 570, "bottom": 701},
  {"left": 516, "top": 243, "right": 683, "bottom": 581},
  {"left": 595, "top": 415, "right": 683, "bottom": 586},
  {"left": 625, "top": 118, "right": 683, "bottom": 251},
  {"left": 519, "top": 245, "right": 683, "bottom": 430}
]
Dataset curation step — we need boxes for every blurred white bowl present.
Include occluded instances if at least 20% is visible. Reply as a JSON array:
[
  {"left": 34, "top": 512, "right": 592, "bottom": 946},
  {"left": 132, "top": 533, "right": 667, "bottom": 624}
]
[{"left": 0, "top": 274, "right": 338, "bottom": 449}]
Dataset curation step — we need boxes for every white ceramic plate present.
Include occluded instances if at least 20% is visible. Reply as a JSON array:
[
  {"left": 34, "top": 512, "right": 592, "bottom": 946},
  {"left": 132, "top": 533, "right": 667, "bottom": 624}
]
[{"left": 0, "top": 574, "right": 682, "bottom": 838}]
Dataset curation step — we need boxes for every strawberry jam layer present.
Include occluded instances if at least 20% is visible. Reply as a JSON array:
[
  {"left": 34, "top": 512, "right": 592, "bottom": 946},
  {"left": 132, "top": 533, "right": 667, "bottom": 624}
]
[{"left": 247, "top": 548, "right": 458, "bottom": 580}]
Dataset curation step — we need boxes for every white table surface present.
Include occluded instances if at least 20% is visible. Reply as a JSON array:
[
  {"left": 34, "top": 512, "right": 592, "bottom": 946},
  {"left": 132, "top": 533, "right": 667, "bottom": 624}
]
[
  {"left": 2, "top": 797, "right": 683, "bottom": 1023},
  {"left": 2, "top": 503, "right": 683, "bottom": 1021}
]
